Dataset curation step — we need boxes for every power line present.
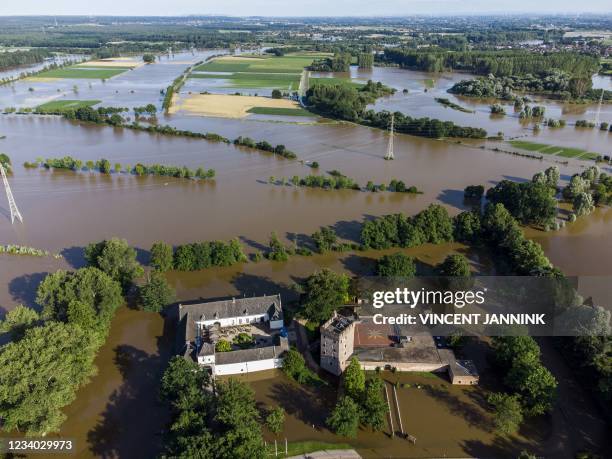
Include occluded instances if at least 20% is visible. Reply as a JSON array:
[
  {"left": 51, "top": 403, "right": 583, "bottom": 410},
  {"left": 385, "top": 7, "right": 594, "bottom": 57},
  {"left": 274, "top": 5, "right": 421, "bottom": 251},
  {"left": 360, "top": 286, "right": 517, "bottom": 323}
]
[{"left": 593, "top": 88, "right": 604, "bottom": 126}]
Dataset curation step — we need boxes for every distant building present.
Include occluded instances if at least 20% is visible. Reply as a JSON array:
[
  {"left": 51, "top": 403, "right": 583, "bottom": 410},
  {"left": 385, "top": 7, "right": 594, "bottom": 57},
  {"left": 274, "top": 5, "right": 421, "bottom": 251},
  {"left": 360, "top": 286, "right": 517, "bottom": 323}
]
[
  {"left": 320, "top": 311, "right": 478, "bottom": 385},
  {"left": 178, "top": 294, "right": 288, "bottom": 376}
]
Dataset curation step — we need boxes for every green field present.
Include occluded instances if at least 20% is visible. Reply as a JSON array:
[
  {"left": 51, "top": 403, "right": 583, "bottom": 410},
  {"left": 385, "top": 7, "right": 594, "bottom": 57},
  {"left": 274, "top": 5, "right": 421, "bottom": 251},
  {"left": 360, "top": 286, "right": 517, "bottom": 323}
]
[
  {"left": 246, "top": 106, "right": 313, "bottom": 117},
  {"left": 36, "top": 99, "right": 101, "bottom": 112},
  {"left": 191, "top": 54, "right": 366, "bottom": 93},
  {"left": 190, "top": 71, "right": 300, "bottom": 89},
  {"left": 509, "top": 140, "right": 599, "bottom": 160},
  {"left": 194, "top": 54, "right": 324, "bottom": 74},
  {"left": 36, "top": 66, "right": 130, "bottom": 79}
]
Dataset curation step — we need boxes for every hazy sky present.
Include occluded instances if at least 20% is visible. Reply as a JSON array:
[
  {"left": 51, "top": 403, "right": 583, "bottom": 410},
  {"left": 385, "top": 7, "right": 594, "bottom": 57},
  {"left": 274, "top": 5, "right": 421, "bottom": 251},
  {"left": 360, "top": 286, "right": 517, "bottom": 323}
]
[{"left": 0, "top": 0, "right": 610, "bottom": 16}]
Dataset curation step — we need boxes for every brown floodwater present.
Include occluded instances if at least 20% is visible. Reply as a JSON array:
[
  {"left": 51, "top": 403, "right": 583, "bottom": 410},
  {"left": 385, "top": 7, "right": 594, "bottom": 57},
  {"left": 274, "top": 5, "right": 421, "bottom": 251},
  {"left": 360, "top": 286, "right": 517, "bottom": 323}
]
[
  {"left": 4, "top": 306, "right": 172, "bottom": 459},
  {"left": 232, "top": 364, "right": 607, "bottom": 459},
  {"left": 0, "top": 80, "right": 610, "bottom": 457},
  {"left": 0, "top": 115, "right": 605, "bottom": 257}
]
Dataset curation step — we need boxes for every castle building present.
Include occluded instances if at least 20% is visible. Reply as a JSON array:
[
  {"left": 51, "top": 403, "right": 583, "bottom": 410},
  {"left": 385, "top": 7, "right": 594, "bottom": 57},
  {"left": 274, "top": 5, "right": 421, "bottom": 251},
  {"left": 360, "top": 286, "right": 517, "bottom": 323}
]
[
  {"left": 178, "top": 294, "right": 288, "bottom": 376},
  {"left": 320, "top": 311, "right": 356, "bottom": 376},
  {"left": 320, "top": 311, "right": 478, "bottom": 385}
]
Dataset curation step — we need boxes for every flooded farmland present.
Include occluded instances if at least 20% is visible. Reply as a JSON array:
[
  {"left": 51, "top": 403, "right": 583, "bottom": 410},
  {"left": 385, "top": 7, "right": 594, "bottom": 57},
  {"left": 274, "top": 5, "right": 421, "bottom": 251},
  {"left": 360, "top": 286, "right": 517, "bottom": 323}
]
[
  {"left": 0, "top": 114, "right": 610, "bottom": 290},
  {"left": 0, "top": 52, "right": 610, "bottom": 458},
  {"left": 0, "top": 50, "right": 221, "bottom": 110}
]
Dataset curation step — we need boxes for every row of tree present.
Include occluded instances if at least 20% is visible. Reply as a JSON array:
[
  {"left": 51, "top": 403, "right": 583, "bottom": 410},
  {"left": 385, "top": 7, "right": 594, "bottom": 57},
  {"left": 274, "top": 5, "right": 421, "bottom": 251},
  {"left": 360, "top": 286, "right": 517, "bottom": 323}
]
[
  {"left": 0, "top": 48, "right": 50, "bottom": 70},
  {"left": 233, "top": 136, "right": 297, "bottom": 160},
  {"left": 161, "top": 61, "right": 201, "bottom": 112},
  {"left": 149, "top": 240, "right": 247, "bottom": 272},
  {"left": 308, "top": 53, "right": 352, "bottom": 72},
  {"left": 361, "top": 204, "right": 454, "bottom": 250},
  {"left": 48, "top": 106, "right": 306, "bottom": 162},
  {"left": 1, "top": 58, "right": 81, "bottom": 86},
  {"left": 362, "top": 109, "right": 487, "bottom": 139},
  {"left": 160, "top": 357, "right": 270, "bottom": 458},
  {"left": 449, "top": 71, "right": 607, "bottom": 100},
  {"left": 383, "top": 49, "right": 600, "bottom": 78},
  {"left": 28, "top": 155, "right": 215, "bottom": 180},
  {"left": 277, "top": 174, "right": 421, "bottom": 194},
  {"left": 327, "top": 358, "right": 388, "bottom": 437}
]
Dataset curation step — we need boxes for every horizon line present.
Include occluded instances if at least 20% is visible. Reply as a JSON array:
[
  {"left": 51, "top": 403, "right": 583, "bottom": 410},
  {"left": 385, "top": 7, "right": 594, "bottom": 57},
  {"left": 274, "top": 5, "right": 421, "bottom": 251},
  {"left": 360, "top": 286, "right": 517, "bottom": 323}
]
[{"left": 0, "top": 12, "right": 611, "bottom": 18}]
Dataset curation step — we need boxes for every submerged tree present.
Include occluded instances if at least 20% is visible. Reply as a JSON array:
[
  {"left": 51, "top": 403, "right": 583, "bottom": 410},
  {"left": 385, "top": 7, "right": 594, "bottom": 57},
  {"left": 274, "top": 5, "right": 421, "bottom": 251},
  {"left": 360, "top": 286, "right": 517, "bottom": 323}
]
[
  {"left": 138, "top": 271, "right": 175, "bottom": 312},
  {"left": 487, "top": 392, "right": 523, "bottom": 435},
  {"left": 300, "top": 269, "right": 350, "bottom": 324},
  {"left": 327, "top": 396, "right": 361, "bottom": 438},
  {"left": 362, "top": 376, "right": 388, "bottom": 432},
  {"left": 343, "top": 357, "right": 366, "bottom": 399},
  {"left": 149, "top": 241, "right": 174, "bottom": 272},
  {"left": 377, "top": 252, "right": 416, "bottom": 278},
  {"left": 85, "top": 238, "right": 144, "bottom": 291}
]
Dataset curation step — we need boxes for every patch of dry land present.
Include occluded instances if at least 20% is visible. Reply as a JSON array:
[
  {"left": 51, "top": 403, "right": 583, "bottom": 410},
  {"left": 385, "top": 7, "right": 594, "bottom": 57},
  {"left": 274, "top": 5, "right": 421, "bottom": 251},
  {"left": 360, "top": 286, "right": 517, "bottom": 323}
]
[
  {"left": 75, "top": 59, "right": 142, "bottom": 68},
  {"left": 170, "top": 93, "right": 302, "bottom": 118}
]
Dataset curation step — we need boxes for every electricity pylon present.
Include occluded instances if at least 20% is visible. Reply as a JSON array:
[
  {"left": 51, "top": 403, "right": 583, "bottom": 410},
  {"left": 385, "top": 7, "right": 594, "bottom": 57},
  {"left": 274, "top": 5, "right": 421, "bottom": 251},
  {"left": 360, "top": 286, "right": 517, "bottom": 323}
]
[
  {"left": 0, "top": 163, "right": 23, "bottom": 224},
  {"left": 385, "top": 113, "right": 395, "bottom": 160},
  {"left": 593, "top": 88, "right": 604, "bottom": 126}
]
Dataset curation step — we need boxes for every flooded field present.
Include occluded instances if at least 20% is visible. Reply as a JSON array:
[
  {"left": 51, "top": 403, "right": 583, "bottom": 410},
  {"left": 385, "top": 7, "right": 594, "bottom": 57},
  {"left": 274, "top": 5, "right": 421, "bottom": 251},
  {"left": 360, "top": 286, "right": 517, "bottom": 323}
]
[
  {"left": 0, "top": 113, "right": 610, "bottom": 308},
  {"left": 216, "top": 363, "right": 607, "bottom": 459},
  {"left": 0, "top": 51, "right": 220, "bottom": 110},
  {"left": 0, "top": 54, "right": 610, "bottom": 458},
  {"left": 0, "top": 54, "right": 85, "bottom": 82},
  {"left": 177, "top": 63, "right": 611, "bottom": 150},
  {"left": 0, "top": 115, "right": 609, "bottom": 274},
  {"left": 351, "top": 66, "right": 612, "bottom": 155}
]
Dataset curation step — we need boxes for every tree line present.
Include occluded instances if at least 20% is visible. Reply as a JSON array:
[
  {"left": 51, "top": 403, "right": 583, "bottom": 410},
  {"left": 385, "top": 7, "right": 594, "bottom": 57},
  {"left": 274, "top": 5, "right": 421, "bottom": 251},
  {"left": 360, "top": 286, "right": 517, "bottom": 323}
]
[
  {"left": 162, "top": 60, "right": 203, "bottom": 112},
  {"left": 308, "top": 53, "right": 352, "bottom": 72},
  {"left": 449, "top": 71, "right": 610, "bottom": 101},
  {"left": 305, "top": 82, "right": 486, "bottom": 139},
  {"left": 0, "top": 48, "right": 50, "bottom": 71},
  {"left": 1, "top": 58, "right": 80, "bottom": 87},
  {"left": 275, "top": 173, "right": 421, "bottom": 194},
  {"left": 233, "top": 136, "right": 297, "bottom": 160},
  {"left": 149, "top": 240, "right": 247, "bottom": 272},
  {"left": 327, "top": 358, "right": 388, "bottom": 437},
  {"left": 382, "top": 49, "right": 600, "bottom": 78},
  {"left": 40, "top": 106, "right": 304, "bottom": 161},
  {"left": 26, "top": 155, "right": 215, "bottom": 181}
]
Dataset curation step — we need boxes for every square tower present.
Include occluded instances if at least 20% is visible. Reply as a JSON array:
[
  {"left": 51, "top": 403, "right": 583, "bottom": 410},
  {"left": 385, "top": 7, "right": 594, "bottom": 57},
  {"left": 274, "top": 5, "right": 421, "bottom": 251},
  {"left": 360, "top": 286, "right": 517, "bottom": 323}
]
[{"left": 320, "top": 312, "right": 356, "bottom": 376}]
